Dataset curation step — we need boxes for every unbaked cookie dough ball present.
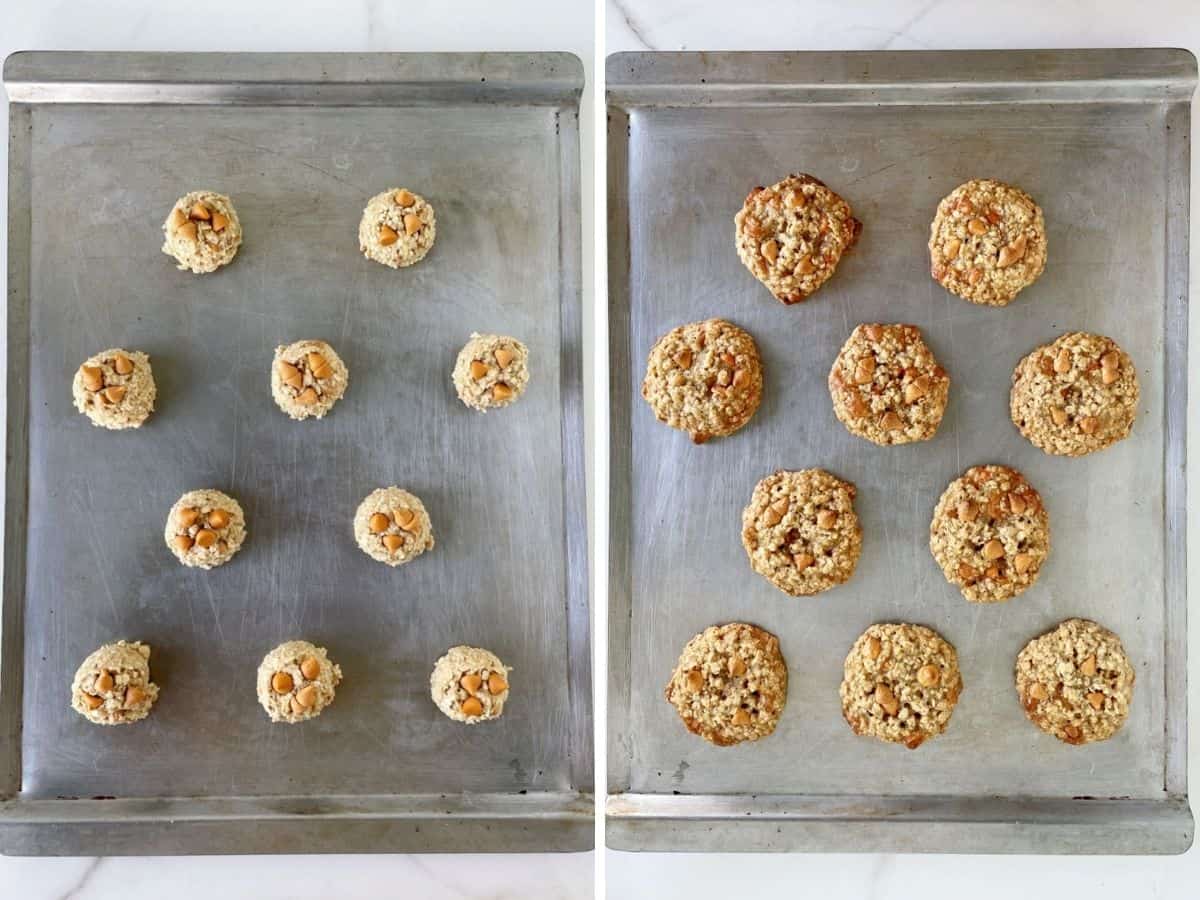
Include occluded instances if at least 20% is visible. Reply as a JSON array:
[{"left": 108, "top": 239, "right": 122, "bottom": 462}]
[
  {"left": 161, "top": 190, "right": 243, "bottom": 274},
  {"left": 164, "top": 489, "right": 247, "bottom": 569},
  {"left": 256, "top": 640, "right": 342, "bottom": 724},
  {"left": 271, "top": 339, "right": 349, "bottom": 420},
  {"left": 452, "top": 333, "right": 530, "bottom": 411},
  {"left": 70, "top": 640, "right": 159, "bottom": 725},
  {"left": 430, "top": 645, "right": 511, "bottom": 723},
  {"left": 72, "top": 348, "right": 156, "bottom": 429},
  {"left": 358, "top": 187, "right": 436, "bottom": 268},
  {"left": 353, "top": 486, "right": 434, "bottom": 566}
]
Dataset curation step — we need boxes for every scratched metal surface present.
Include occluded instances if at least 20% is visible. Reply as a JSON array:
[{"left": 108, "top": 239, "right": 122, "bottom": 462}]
[
  {"left": 1, "top": 52, "right": 589, "bottom": 853},
  {"left": 607, "top": 50, "right": 1193, "bottom": 851}
]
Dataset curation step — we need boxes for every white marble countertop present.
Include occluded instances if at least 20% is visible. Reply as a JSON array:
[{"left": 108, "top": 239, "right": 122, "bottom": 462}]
[{"left": 605, "top": 1, "right": 1200, "bottom": 899}]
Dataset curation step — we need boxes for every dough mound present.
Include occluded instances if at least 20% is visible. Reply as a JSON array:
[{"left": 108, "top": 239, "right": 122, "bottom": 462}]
[
  {"left": 734, "top": 172, "right": 861, "bottom": 304},
  {"left": 358, "top": 187, "right": 436, "bottom": 268},
  {"left": 840, "top": 623, "right": 962, "bottom": 749},
  {"left": 430, "top": 645, "right": 511, "bottom": 723},
  {"left": 72, "top": 348, "right": 156, "bottom": 430},
  {"left": 664, "top": 622, "right": 787, "bottom": 746},
  {"left": 829, "top": 324, "right": 950, "bottom": 445},
  {"left": 741, "top": 469, "right": 862, "bottom": 596},
  {"left": 70, "top": 640, "right": 159, "bottom": 725},
  {"left": 929, "top": 464, "right": 1049, "bottom": 603},
  {"left": 271, "top": 339, "right": 350, "bottom": 420},
  {"left": 353, "top": 486, "right": 434, "bottom": 566},
  {"left": 256, "top": 640, "right": 343, "bottom": 724},
  {"left": 1010, "top": 331, "right": 1139, "bottom": 457},
  {"left": 929, "top": 178, "right": 1046, "bottom": 306},
  {"left": 164, "top": 489, "right": 248, "bottom": 569},
  {"left": 641, "top": 318, "right": 763, "bottom": 444},
  {"left": 161, "top": 190, "right": 243, "bottom": 274},
  {"left": 1016, "top": 618, "right": 1135, "bottom": 745},
  {"left": 452, "top": 333, "right": 531, "bottom": 411}
]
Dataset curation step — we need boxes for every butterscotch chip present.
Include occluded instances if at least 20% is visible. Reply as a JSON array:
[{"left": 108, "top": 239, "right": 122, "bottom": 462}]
[
  {"left": 452, "top": 333, "right": 530, "bottom": 412},
  {"left": 430, "top": 645, "right": 511, "bottom": 723},
  {"left": 1015, "top": 618, "right": 1134, "bottom": 745},
  {"left": 1010, "top": 331, "right": 1139, "bottom": 457},
  {"left": 840, "top": 623, "right": 963, "bottom": 749},
  {"left": 359, "top": 187, "right": 436, "bottom": 268},
  {"left": 642, "top": 318, "right": 763, "bottom": 444},
  {"left": 271, "top": 339, "right": 349, "bottom": 421},
  {"left": 928, "top": 179, "right": 1047, "bottom": 306},
  {"left": 829, "top": 323, "right": 950, "bottom": 445},
  {"left": 665, "top": 622, "right": 787, "bottom": 746},
  {"left": 735, "top": 173, "right": 861, "bottom": 304},
  {"left": 256, "top": 640, "right": 342, "bottom": 724},
  {"left": 72, "top": 348, "right": 156, "bottom": 430},
  {"left": 929, "top": 465, "right": 1049, "bottom": 603},
  {"left": 161, "top": 190, "right": 242, "bottom": 274},
  {"left": 742, "top": 469, "right": 862, "bottom": 596},
  {"left": 165, "top": 488, "right": 247, "bottom": 570},
  {"left": 353, "top": 487, "right": 434, "bottom": 566},
  {"left": 70, "top": 640, "right": 159, "bottom": 725}
]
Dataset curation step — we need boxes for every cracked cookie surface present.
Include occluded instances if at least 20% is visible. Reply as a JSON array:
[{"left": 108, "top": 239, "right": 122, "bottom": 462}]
[
  {"left": 929, "top": 179, "right": 1046, "bottom": 306},
  {"left": 840, "top": 623, "right": 962, "bottom": 749},
  {"left": 70, "top": 640, "right": 159, "bottom": 725},
  {"left": 452, "top": 333, "right": 530, "bottom": 411},
  {"left": 256, "top": 640, "right": 342, "bottom": 724},
  {"left": 734, "top": 173, "right": 861, "bottom": 304},
  {"left": 430, "top": 645, "right": 511, "bottom": 724},
  {"left": 929, "top": 465, "right": 1049, "bottom": 603},
  {"left": 72, "top": 348, "right": 156, "bottom": 430},
  {"left": 164, "top": 488, "right": 247, "bottom": 569},
  {"left": 1015, "top": 618, "right": 1134, "bottom": 745},
  {"left": 358, "top": 187, "right": 436, "bottom": 268},
  {"left": 353, "top": 486, "right": 434, "bottom": 566},
  {"left": 161, "top": 190, "right": 242, "bottom": 274},
  {"left": 664, "top": 622, "right": 787, "bottom": 746},
  {"left": 829, "top": 323, "right": 950, "bottom": 445},
  {"left": 272, "top": 339, "right": 349, "bottom": 420},
  {"left": 641, "top": 318, "right": 762, "bottom": 444},
  {"left": 1010, "top": 331, "right": 1139, "bottom": 457},
  {"left": 741, "top": 469, "right": 862, "bottom": 597}
]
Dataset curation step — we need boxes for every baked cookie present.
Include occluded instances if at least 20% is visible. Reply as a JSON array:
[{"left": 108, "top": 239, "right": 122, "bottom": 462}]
[
  {"left": 664, "top": 622, "right": 787, "bottom": 746},
  {"left": 429, "top": 645, "right": 511, "bottom": 724},
  {"left": 1015, "top": 618, "right": 1135, "bottom": 745},
  {"left": 358, "top": 187, "right": 436, "bottom": 268},
  {"left": 828, "top": 323, "right": 950, "bottom": 445},
  {"left": 452, "top": 333, "right": 530, "bottom": 411},
  {"left": 164, "top": 489, "right": 247, "bottom": 570},
  {"left": 271, "top": 339, "right": 349, "bottom": 420},
  {"left": 70, "top": 640, "right": 159, "bottom": 725},
  {"left": 741, "top": 469, "right": 862, "bottom": 597},
  {"left": 839, "top": 623, "right": 963, "bottom": 749},
  {"left": 256, "top": 640, "right": 342, "bottom": 724},
  {"left": 928, "top": 179, "right": 1047, "bottom": 306},
  {"left": 72, "top": 348, "right": 156, "bottom": 429},
  {"left": 1010, "top": 331, "right": 1139, "bottom": 457},
  {"left": 161, "top": 190, "right": 242, "bottom": 274},
  {"left": 641, "top": 318, "right": 763, "bottom": 444},
  {"left": 353, "top": 486, "right": 434, "bottom": 566},
  {"left": 734, "top": 173, "right": 861, "bottom": 304},
  {"left": 929, "top": 465, "right": 1048, "bottom": 603}
]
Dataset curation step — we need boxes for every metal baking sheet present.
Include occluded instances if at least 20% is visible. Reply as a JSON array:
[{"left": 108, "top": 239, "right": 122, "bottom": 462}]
[
  {"left": 607, "top": 49, "right": 1194, "bottom": 854},
  {"left": 1, "top": 51, "right": 590, "bottom": 854}
]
